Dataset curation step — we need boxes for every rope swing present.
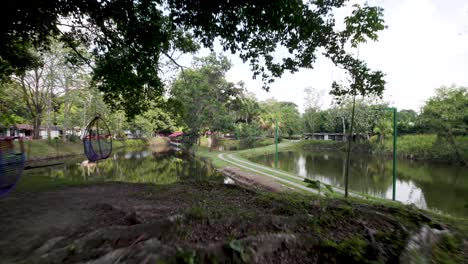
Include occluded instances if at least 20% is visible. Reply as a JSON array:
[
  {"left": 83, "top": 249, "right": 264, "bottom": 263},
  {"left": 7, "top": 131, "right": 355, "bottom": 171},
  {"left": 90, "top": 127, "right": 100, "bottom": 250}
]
[
  {"left": 0, "top": 137, "right": 25, "bottom": 197},
  {"left": 82, "top": 115, "right": 112, "bottom": 162}
]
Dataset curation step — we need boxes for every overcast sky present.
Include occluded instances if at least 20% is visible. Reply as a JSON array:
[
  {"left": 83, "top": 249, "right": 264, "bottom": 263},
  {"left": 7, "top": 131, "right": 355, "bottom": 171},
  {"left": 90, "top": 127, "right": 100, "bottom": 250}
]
[{"left": 178, "top": 0, "right": 468, "bottom": 113}]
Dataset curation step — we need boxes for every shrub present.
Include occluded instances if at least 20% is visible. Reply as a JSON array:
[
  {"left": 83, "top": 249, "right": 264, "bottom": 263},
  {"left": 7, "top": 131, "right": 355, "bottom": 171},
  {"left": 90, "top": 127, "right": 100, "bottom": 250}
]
[
  {"left": 379, "top": 134, "right": 467, "bottom": 163},
  {"left": 66, "top": 134, "right": 80, "bottom": 143}
]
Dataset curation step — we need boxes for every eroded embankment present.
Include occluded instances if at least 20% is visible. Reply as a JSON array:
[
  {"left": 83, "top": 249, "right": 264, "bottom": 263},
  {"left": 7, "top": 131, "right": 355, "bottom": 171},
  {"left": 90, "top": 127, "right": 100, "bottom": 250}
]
[{"left": 0, "top": 180, "right": 466, "bottom": 263}]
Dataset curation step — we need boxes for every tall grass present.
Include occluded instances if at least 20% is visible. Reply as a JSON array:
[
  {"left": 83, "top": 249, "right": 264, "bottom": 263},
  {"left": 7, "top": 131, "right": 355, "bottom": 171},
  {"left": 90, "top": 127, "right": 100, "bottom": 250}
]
[
  {"left": 382, "top": 134, "right": 467, "bottom": 164},
  {"left": 301, "top": 134, "right": 467, "bottom": 164},
  {"left": 15, "top": 138, "right": 148, "bottom": 160},
  {"left": 218, "top": 137, "right": 276, "bottom": 150},
  {"left": 198, "top": 136, "right": 276, "bottom": 151},
  {"left": 301, "top": 139, "right": 372, "bottom": 153},
  {"left": 20, "top": 139, "right": 83, "bottom": 160},
  {"left": 383, "top": 134, "right": 436, "bottom": 158}
]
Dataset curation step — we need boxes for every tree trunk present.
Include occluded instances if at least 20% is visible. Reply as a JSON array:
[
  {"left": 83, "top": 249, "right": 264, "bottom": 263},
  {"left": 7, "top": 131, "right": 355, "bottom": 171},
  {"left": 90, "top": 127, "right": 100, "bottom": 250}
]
[
  {"left": 47, "top": 96, "right": 52, "bottom": 140},
  {"left": 63, "top": 114, "right": 68, "bottom": 142},
  {"left": 342, "top": 117, "right": 346, "bottom": 141},
  {"left": 63, "top": 84, "right": 70, "bottom": 142},
  {"left": 33, "top": 116, "right": 42, "bottom": 139},
  {"left": 83, "top": 103, "right": 87, "bottom": 129},
  {"left": 344, "top": 95, "right": 356, "bottom": 198}
]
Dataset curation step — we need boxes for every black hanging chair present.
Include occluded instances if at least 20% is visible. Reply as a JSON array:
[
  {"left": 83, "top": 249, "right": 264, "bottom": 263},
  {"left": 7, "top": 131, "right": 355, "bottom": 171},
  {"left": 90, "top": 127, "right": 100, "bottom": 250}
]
[
  {"left": 82, "top": 115, "right": 112, "bottom": 162},
  {"left": 0, "top": 137, "right": 25, "bottom": 198}
]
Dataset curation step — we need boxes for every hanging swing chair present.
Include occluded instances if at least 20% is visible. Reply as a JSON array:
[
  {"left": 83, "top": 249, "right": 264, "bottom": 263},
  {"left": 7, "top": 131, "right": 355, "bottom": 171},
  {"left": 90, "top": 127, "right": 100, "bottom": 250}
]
[
  {"left": 82, "top": 115, "right": 112, "bottom": 162},
  {"left": 0, "top": 137, "right": 25, "bottom": 198}
]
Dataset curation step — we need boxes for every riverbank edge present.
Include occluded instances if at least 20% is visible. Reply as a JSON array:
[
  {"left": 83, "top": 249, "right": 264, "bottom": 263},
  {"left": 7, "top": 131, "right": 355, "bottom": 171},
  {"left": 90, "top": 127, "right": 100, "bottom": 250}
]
[
  {"left": 199, "top": 144, "right": 420, "bottom": 214},
  {"left": 21, "top": 138, "right": 150, "bottom": 164},
  {"left": 193, "top": 145, "right": 468, "bottom": 262},
  {"left": 299, "top": 136, "right": 468, "bottom": 165},
  {"left": 8, "top": 143, "right": 468, "bottom": 262},
  {"left": 194, "top": 143, "right": 467, "bottom": 219},
  {"left": 196, "top": 143, "right": 383, "bottom": 202},
  {"left": 5, "top": 180, "right": 467, "bottom": 263},
  {"left": 193, "top": 144, "right": 320, "bottom": 196}
]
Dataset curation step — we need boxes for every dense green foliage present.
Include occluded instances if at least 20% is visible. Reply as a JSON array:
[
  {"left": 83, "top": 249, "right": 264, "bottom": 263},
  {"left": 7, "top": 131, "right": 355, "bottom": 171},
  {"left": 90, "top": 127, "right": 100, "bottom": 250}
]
[
  {"left": 419, "top": 86, "right": 468, "bottom": 162},
  {"left": 301, "top": 134, "right": 468, "bottom": 164},
  {"left": 1, "top": 51, "right": 304, "bottom": 144},
  {"left": 170, "top": 54, "right": 241, "bottom": 135},
  {"left": 301, "top": 86, "right": 467, "bottom": 163},
  {"left": 303, "top": 86, "right": 467, "bottom": 137},
  {"left": 134, "top": 101, "right": 178, "bottom": 137},
  {"left": 260, "top": 100, "right": 302, "bottom": 138},
  {"left": 0, "top": 82, "right": 29, "bottom": 126},
  {"left": 169, "top": 54, "right": 302, "bottom": 144},
  {"left": 303, "top": 95, "right": 387, "bottom": 137},
  {"left": 1, "top": 0, "right": 387, "bottom": 116},
  {"left": 420, "top": 86, "right": 467, "bottom": 135},
  {"left": 383, "top": 134, "right": 468, "bottom": 164}
]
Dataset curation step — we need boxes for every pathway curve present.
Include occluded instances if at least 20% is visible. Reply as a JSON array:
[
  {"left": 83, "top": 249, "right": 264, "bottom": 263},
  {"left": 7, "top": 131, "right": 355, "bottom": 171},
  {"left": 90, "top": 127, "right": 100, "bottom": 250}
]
[
  {"left": 219, "top": 152, "right": 361, "bottom": 198},
  {"left": 218, "top": 153, "right": 320, "bottom": 194}
]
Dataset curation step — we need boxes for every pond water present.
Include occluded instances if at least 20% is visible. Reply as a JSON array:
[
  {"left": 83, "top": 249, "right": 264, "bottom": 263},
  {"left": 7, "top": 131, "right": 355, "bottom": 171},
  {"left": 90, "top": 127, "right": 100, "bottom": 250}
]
[
  {"left": 23, "top": 147, "right": 222, "bottom": 185},
  {"left": 249, "top": 149, "right": 468, "bottom": 218}
]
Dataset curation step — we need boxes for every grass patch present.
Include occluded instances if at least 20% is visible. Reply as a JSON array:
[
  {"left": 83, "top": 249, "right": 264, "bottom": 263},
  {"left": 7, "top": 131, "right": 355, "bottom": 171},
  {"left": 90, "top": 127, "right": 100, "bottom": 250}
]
[
  {"left": 300, "top": 135, "right": 468, "bottom": 164},
  {"left": 193, "top": 146, "right": 232, "bottom": 168},
  {"left": 15, "top": 138, "right": 149, "bottom": 161},
  {"left": 382, "top": 134, "right": 468, "bottom": 164},
  {"left": 431, "top": 234, "right": 465, "bottom": 264},
  {"left": 187, "top": 205, "right": 208, "bottom": 220},
  {"left": 199, "top": 136, "right": 277, "bottom": 151},
  {"left": 255, "top": 192, "right": 315, "bottom": 216},
  {"left": 321, "top": 236, "right": 370, "bottom": 263},
  {"left": 118, "top": 138, "right": 148, "bottom": 148},
  {"left": 195, "top": 145, "right": 326, "bottom": 195},
  {"left": 236, "top": 140, "right": 296, "bottom": 159},
  {"left": 20, "top": 139, "right": 84, "bottom": 160}
]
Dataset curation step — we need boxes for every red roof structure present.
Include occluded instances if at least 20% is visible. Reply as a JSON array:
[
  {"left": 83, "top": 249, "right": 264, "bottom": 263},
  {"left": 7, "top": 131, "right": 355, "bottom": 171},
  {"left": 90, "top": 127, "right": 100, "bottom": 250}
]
[{"left": 168, "top": 131, "right": 183, "bottom": 138}]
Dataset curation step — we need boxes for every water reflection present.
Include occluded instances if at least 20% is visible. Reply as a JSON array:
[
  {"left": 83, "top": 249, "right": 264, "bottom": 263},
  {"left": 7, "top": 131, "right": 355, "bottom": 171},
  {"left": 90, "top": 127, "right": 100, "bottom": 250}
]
[
  {"left": 249, "top": 150, "right": 468, "bottom": 218},
  {"left": 25, "top": 147, "right": 222, "bottom": 185}
]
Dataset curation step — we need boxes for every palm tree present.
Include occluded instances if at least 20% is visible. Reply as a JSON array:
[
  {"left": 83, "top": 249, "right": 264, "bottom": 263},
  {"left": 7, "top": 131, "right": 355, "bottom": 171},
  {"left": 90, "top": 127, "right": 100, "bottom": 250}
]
[{"left": 373, "top": 119, "right": 393, "bottom": 145}]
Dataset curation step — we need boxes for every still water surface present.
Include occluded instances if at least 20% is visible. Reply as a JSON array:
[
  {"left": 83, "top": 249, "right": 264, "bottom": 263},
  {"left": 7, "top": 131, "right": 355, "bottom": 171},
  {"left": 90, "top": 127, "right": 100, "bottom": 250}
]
[
  {"left": 24, "top": 147, "right": 222, "bottom": 186},
  {"left": 23, "top": 147, "right": 468, "bottom": 217},
  {"left": 249, "top": 149, "right": 468, "bottom": 218}
]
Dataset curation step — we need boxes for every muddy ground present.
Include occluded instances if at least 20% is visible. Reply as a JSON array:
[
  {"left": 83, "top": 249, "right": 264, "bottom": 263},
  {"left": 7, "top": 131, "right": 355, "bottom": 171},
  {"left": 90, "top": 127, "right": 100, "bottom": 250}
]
[{"left": 0, "top": 180, "right": 466, "bottom": 264}]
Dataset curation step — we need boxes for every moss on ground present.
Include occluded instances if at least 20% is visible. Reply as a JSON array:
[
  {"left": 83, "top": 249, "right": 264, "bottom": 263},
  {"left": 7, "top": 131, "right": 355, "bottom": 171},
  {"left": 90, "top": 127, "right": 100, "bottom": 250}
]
[
  {"left": 4, "top": 177, "right": 467, "bottom": 263},
  {"left": 133, "top": 181, "right": 468, "bottom": 262}
]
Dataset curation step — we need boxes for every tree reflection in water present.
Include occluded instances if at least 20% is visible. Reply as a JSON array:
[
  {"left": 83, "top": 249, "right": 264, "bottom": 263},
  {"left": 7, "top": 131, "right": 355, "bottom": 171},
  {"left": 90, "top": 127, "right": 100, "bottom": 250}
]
[
  {"left": 25, "top": 148, "right": 223, "bottom": 187},
  {"left": 250, "top": 150, "right": 468, "bottom": 218}
]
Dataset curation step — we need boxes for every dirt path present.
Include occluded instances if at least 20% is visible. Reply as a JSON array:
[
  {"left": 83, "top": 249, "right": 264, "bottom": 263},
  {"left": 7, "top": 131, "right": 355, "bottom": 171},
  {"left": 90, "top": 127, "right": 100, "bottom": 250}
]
[
  {"left": 218, "top": 153, "right": 320, "bottom": 194},
  {"left": 218, "top": 153, "right": 365, "bottom": 198},
  {"left": 0, "top": 183, "right": 187, "bottom": 262},
  {"left": 220, "top": 167, "right": 291, "bottom": 192}
]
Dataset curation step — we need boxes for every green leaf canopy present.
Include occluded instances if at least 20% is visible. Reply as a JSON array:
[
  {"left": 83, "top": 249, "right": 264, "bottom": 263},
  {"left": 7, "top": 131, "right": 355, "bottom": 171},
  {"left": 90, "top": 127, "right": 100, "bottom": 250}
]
[{"left": 1, "top": 0, "right": 386, "bottom": 116}]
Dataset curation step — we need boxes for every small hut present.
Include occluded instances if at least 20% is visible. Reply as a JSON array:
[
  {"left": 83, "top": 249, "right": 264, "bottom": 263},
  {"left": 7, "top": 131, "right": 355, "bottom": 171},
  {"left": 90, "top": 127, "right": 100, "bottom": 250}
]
[{"left": 168, "top": 131, "right": 183, "bottom": 147}]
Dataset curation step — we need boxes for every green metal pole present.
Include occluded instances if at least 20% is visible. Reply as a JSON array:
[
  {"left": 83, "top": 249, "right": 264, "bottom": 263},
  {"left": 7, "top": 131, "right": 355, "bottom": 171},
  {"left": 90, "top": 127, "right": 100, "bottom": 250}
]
[
  {"left": 275, "top": 118, "right": 278, "bottom": 168},
  {"left": 392, "top": 108, "right": 397, "bottom": 201}
]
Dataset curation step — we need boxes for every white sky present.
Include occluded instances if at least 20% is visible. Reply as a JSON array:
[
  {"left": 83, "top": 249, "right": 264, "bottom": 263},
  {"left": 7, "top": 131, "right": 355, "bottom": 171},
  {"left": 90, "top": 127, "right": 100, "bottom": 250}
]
[{"left": 177, "top": 0, "right": 468, "bottom": 113}]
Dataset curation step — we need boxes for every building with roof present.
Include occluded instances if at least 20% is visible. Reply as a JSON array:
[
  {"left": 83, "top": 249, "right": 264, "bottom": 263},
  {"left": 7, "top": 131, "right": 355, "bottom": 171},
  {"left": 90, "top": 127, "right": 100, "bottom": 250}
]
[{"left": 0, "top": 124, "right": 33, "bottom": 139}]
